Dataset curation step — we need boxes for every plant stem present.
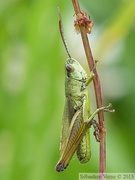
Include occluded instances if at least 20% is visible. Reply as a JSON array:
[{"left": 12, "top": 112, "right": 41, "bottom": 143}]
[{"left": 71, "top": 0, "right": 106, "bottom": 178}]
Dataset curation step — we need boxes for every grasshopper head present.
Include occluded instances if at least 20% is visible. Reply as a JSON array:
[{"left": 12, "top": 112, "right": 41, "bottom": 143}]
[{"left": 66, "top": 58, "right": 87, "bottom": 82}]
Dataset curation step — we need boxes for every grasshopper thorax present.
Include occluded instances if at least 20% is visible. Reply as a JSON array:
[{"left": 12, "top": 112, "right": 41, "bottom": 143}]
[{"left": 65, "top": 58, "right": 87, "bottom": 82}]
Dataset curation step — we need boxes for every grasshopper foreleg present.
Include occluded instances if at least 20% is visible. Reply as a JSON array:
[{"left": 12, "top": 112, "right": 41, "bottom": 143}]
[{"left": 85, "top": 60, "right": 98, "bottom": 86}]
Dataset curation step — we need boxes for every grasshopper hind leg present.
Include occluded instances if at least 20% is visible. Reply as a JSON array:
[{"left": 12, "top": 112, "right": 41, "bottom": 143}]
[
  {"left": 76, "top": 129, "right": 91, "bottom": 163},
  {"left": 76, "top": 93, "right": 91, "bottom": 163}
]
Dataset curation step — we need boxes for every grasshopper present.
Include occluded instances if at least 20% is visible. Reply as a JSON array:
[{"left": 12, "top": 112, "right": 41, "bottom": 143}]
[{"left": 55, "top": 9, "right": 113, "bottom": 172}]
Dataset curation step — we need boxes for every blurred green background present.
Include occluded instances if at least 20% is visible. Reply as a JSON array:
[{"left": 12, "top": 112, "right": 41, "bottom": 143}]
[{"left": 0, "top": 0, "right": 135, "bottom": 180}]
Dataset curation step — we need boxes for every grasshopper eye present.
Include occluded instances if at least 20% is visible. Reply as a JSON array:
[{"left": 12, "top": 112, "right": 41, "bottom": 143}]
[{"left": 66, "top": 64, "right": 75, "bottom": 72}]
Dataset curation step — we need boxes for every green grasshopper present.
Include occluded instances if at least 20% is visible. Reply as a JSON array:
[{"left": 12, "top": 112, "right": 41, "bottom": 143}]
[{"left": 55, "top": 9, "right": 113, "bottom": 172}]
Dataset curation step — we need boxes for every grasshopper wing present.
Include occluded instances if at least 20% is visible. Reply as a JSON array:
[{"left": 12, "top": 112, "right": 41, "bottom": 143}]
[
  {"left": 59, "top": 97, "right": 75, "bottom": 155},
  {"left": 56, "top": 108, "right": 89, "bottom": 172}
]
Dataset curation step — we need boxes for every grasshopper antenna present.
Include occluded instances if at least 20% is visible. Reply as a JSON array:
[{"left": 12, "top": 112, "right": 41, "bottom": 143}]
[{"left": 57, "top": 7, "right": 72, "bottom": 59}]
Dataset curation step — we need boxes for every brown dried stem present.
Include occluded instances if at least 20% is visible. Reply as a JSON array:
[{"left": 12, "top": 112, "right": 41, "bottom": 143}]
[{"left": 71, "top": 0, "right": 106, "bottom": 178}]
